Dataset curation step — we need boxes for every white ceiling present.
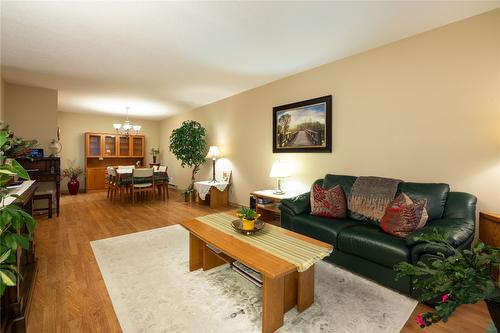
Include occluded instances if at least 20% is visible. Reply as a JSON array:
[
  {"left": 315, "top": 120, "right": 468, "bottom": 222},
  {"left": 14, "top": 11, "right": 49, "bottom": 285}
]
[{"left": 1, "top": 1, "right": 499, "bottom": 120}]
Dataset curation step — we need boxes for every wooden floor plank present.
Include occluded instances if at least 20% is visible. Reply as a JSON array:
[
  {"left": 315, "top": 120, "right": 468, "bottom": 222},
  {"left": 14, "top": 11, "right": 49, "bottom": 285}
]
[{"left": 27, "top": 190, "right": 492, "bottom": 332}]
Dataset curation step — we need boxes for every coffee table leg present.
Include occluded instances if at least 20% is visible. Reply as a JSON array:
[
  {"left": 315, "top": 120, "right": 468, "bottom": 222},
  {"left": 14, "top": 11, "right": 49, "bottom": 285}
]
[
  {"left": 189, "top": 233, "right": 203, "bottom": 271},
  {"left": 297, "top": 265, "right": 314, "bottom": 312},
  {"left": 262, "top": 275, "right": 284, "bottom": 333}
]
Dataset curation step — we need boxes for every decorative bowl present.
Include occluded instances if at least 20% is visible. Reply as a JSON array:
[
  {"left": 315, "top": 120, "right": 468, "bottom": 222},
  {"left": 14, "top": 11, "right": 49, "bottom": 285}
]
[{"left": 231, "top": 219, "right": 265, "bottom": 235}]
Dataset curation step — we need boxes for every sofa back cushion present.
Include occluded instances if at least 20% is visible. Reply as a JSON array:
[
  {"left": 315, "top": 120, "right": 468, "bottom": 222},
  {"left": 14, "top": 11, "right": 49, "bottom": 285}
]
[
  {"left": 323, "top": 174, "right": 357, "bottom": 196},
  {"left": 396, "top": 182, "right": 449, "bottom": 220}
]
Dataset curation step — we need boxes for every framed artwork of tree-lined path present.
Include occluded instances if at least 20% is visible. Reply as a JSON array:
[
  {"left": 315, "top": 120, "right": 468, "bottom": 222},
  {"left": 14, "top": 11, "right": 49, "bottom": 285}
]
[{"left": 272, "top": 95, "right": 332, "bottom": 153}]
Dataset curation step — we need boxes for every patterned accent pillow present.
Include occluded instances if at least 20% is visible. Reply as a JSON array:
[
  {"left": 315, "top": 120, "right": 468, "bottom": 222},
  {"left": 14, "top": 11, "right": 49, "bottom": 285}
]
[
  {"left": 380, "top": 193, "right": 429, "bottom": 238},
  {"left": 310, "top": 184, "right": 347, "bottom": 218}
]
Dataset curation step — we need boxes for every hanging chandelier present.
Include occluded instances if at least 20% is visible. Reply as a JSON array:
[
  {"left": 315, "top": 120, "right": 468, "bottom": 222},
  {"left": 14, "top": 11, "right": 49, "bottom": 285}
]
[{"left": 113, "top": 107, "right": 141, "bottom": 135}]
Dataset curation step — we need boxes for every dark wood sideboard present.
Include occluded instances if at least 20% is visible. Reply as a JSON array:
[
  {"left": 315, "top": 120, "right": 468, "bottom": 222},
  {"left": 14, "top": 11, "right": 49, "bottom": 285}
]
[
  {"left": 17, "top": 157, "right": 60, "bottom": 216},
  {"left": 0, "top": 181, "right": 38, "bottom": 333}
]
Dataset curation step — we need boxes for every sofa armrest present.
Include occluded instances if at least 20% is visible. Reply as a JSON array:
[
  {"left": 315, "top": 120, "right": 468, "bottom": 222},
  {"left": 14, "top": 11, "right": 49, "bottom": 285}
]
[
  {"left": 280, "top": 192, "right": 311, "bottom": 216},
  {"left": 406, "top": 217, "right": 475, "bottom": 247},
  {"left": 410, "top": 242, "right": 456, "bottom": 264}
]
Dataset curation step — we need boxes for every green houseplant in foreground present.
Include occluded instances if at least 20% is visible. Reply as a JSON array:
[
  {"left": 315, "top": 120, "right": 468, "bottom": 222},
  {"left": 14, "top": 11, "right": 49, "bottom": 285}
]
[
  {"left": 169, "top": 120, "right": 206, "bottom": 201},
  {"left": 0, "top": 121, "right": 37, "bottom": 160},
  {"left": 0, "top": 130, "right": 35, "bottom": 296},
  {"left": 395, "top": 229, "right": 500, "bottom": 329}
]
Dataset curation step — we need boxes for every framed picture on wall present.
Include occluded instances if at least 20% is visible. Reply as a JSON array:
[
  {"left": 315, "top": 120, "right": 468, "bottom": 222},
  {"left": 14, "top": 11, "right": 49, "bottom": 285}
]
[{"left": 272, "top": 95, "right": 332, "bottom": 153}]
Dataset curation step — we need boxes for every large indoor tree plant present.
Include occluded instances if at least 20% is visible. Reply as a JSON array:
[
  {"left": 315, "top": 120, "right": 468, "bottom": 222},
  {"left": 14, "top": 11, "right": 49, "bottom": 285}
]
[
  {"left": 0, "top": 129, "right": 35, "bottom": 296},
  {"left": 395, "top": 229, "right": 500, "bottom": 329},
  {"left": 169, "top": 120, "right": 206, "bottom": 201}
]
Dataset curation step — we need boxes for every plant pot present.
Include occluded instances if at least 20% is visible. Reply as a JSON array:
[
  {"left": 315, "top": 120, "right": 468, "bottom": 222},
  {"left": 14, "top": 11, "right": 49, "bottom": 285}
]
[
  {"left": 153, "top": 155, "right": 157, "bottom": 163},
  {"left": 241, "top": 218, "right": 255, "bottom": 231},
  {"left": 67, "top": 177, "right": 80, "bottom": 195},
  {"left": 486, "top": 298, "right": 500, "bottom": 331},
  {"left": 184, "top": 191, "right": 196, "bottom": 203}
]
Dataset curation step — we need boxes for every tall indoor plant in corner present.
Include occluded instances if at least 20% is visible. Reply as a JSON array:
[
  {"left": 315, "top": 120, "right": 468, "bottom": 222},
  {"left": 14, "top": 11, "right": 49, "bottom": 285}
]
[
  {"left": 0, "top": 129, "right": 35, "bottom": 296},
  {"left": 169, "top": 120, "right": 206, "bottom": 202}
]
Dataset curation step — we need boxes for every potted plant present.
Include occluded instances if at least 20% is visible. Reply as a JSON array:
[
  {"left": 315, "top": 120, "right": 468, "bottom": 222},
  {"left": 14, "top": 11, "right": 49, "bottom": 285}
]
[
  {"left": 0, "top": 121, "right": 38, "bottom": 162},
  {"left": 169, "top": 120, "right": 206, "bottom": 202},
  {"left": 0, "top": 129, "right": 35, "bottom": 296},
  {"left": 150, "top": 148, "right": 160, "bottom": 164},
  {"left": 62, "top": 165, "right": 83, "bottom": 195},
  {"left": 237, "top": 207, "right": 260, "bottom": 231},
  {"left": 395, "top": 229, "right": 500, "bottom": 329}
]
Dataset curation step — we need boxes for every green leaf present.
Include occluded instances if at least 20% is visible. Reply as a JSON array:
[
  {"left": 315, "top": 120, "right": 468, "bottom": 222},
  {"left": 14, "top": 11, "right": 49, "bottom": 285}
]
[
  {"left": 3, "top": 233, "right": 17, "bottom": 250},
  {"left": 13, "top": 234, "right": 29, "bottom": 250},
  {"left": 0, "top": 269, "right": 16, "bottom": 286},
  {"left": 0, "top": 250, "right": 10, "bottom": 264},
  {"left": 0, "top": 131, "right": 7, "bottom": 149},
  {"left": 10, "top": 159, "right": 29, "bottom": 180}
]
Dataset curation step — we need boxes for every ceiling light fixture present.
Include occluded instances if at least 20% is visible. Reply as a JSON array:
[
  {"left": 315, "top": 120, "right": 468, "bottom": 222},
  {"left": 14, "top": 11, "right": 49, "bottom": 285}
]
[{"left": 113, "top": 107, "right": 141, "bottom": 135}]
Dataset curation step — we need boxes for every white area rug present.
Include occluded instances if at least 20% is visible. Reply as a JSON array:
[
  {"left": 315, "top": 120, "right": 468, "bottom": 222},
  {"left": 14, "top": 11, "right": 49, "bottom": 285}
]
[{"left": 91, "top": 225, "right": 417, "bottom": 333}]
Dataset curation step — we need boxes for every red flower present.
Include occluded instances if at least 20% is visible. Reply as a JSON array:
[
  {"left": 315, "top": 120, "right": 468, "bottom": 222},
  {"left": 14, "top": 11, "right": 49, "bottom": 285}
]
[
  {"left": 441, "top": 293, "right": 449, "bottom": 303},
  {"left": 415, "top": 314, "right": 426, "bottom": 327}
]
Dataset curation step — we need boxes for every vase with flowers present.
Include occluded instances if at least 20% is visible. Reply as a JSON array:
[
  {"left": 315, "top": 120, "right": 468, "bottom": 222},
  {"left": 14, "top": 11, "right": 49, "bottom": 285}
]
[
  {"left": 62, "top": 166, "right": 83, "bottom": 195},
  {"left": 395, "top": 229, "right": 500, "bottom": 329}
]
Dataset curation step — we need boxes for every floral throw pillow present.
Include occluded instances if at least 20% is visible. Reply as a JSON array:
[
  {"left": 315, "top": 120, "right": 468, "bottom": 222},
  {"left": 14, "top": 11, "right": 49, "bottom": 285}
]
[
  {"left": 380, "top": 193, "right": 429, "bottom": 238},
  {"left": 310, "top": 184, "right": 347, "bottom": 218}
]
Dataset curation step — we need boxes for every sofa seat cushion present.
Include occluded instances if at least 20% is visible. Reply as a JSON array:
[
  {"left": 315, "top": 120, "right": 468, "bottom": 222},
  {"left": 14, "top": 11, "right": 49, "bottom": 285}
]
[
  {"left": 292, "top": 214, "right": 359, "bottom": 246},
  {"left": 337, "top": 224, "right": 410, "bottom": 268}
]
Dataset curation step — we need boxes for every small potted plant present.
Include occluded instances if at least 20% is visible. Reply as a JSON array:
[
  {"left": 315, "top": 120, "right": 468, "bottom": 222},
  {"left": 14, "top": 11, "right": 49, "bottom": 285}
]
[
  {"left": 62, "top": 166, "right": 83, "bottom": 195},
  {"left": 150, "top": 148, "right": 160, "bottom": 164},
  {"left": 395, "top": 229, "right": 500, "bottom": 329},
  {"left": 237, "top": 207, "right": 260, "bottom": 231}
]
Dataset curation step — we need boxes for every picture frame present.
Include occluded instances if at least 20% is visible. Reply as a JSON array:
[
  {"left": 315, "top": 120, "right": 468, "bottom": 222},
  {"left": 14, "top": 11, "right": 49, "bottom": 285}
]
[{"left": 272, "top": 95, "right": 332, "bottom": 153}]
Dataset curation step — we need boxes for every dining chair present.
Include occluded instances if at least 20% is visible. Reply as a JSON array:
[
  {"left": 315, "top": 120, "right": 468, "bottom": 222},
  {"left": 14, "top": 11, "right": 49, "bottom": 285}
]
[
  {"left": 154, "top": 165, "right": 169, "bottom": 201},
  {"left": 106, "top": 167, "right": 117, "bottom": 201},
  {"left": 131, "top": 168, "right": 154, "bottom": 203}
]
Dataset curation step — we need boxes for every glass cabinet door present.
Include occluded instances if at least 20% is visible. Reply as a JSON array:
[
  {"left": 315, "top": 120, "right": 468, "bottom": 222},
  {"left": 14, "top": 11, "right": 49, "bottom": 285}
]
[
  {"left": 119, "top": 136, "right": 130, "bottom": 156},
  {"left": 87, "top": 134, "right": 102, "bottom": 157},
  {"left": 103, "top": 135, "right": 117, "bottom": 156},
  {"left": 132, "top": 137, "right": 144, "bottom": 157}
]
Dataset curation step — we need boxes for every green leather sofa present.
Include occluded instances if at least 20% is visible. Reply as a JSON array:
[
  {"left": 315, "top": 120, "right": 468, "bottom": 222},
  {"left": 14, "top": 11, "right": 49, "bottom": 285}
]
[{"left": 280, "top": 174, "right": 477, "bottom": 297}]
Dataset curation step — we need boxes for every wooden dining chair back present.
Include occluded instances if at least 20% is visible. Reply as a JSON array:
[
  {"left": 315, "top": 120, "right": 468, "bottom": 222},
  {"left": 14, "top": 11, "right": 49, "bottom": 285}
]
[
  {"left": 131, "top": 168, "right": 154, "bottom": 203},
  {"left": 154, "top": 165, "right": 169, "bottom": 201},
  {"left": 106, "top": 167, "right": 117, "bottom": 201}
]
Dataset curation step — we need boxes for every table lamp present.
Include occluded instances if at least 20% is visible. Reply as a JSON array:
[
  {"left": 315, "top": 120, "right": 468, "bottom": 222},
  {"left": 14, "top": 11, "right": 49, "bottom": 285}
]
[
  {"left": 206, "top": 146, "right": 221, "bottom": 183},
  {"left": 269, "top": 162, "right": 291, "bottom": 195}
]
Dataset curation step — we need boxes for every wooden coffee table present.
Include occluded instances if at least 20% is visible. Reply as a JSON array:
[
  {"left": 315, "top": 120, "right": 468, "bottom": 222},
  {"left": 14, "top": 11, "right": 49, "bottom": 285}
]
[{"left": 180, "top": 218, "right": 333, "bottom": 333}]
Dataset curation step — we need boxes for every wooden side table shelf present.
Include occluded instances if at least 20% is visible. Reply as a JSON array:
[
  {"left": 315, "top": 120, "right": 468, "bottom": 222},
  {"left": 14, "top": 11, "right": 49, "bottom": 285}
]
[
  {"left": 479, "top": 212, "right": 500, "bottom": 247},
  {"left": 250, "top": 190, "right": 302, "bottom": 226}
]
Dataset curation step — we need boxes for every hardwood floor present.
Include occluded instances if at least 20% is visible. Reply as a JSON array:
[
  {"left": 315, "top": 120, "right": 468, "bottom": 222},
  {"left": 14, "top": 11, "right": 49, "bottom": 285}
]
[{"left": 28, "top": 191, "right": 491, "bottom": 332}]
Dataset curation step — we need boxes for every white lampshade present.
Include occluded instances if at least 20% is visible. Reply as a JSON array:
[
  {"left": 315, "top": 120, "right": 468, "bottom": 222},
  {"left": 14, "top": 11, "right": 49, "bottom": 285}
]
[
  {"left": 133, "top": 125, "right": 141, "bottom": 132},
  {"left": 206, "top": 146, "right": 221, "bottom": 159},
  {"left": 269, "top": 162, "right": 291, "bottom": 178},
  {"left": 113, "top": 123, "right": 122, "bottom": 130}
]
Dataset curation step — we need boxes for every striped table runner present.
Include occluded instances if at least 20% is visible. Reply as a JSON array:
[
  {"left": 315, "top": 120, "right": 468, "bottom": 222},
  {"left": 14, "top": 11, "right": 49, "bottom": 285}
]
[{"left": 196, "top": 213, "right": 332, "bottom": 272}]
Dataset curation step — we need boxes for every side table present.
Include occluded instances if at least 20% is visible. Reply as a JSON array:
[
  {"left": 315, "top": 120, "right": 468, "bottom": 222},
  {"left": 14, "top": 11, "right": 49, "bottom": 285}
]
[
  {"left": 479, "top": 212, "right": 500, "bottom": 283},
  {"left": 194, "top": 180, "right": 230, "bottom": 209},
  {"left": 250, "top": 190, "right": 302, "bottom": 226}
]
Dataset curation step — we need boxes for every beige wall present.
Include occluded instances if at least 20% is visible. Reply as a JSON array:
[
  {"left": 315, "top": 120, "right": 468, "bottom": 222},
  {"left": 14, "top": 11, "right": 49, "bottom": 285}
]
[
  {"left": 160, "top": 9, "right": 500, "bottom": 213},
  {"left": 58, "top": 111, "right": 160, "bottom": 190},
  {"left": 4, "top": 82, "right": 58, "bottom": 151}
]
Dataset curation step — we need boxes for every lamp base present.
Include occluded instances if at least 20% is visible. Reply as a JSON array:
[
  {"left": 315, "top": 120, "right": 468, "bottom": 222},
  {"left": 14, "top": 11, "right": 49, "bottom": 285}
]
[{"left": 273, "top": 190, "right": 285, "bottom": 195}]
